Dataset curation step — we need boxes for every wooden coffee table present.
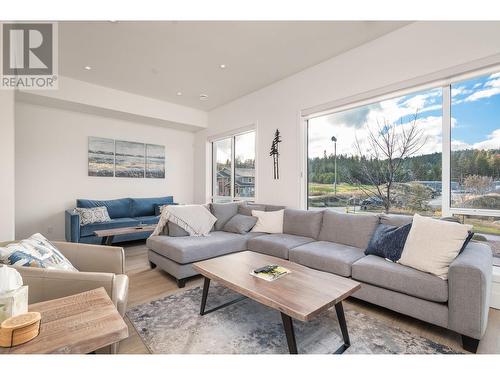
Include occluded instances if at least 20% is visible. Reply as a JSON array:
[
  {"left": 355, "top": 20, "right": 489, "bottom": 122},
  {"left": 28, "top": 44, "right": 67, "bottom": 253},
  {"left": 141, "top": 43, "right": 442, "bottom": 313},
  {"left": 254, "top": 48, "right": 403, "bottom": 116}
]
[
  {"left": 193, "top": 251, "right": 361, "bottom": 354},
  {"left": 94, "top": 225, "right": 156, "bottom": 245},
  {"left": 0, "top": 288, "right": 128, "bottom": 354}
]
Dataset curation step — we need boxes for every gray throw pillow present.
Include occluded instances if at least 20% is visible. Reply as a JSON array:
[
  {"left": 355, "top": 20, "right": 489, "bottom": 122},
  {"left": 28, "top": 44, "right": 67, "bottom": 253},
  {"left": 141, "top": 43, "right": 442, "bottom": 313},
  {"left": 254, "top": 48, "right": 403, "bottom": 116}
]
[
  {"left": 168, "top": 222, "right": 189, "bottom": 237},
  {"left": 238, "top": 204, "right": 266, "bottom": 216},
  {"left": 223, "top": 214, "right": 258, "bottom": 234},
  {"left": 211, "top": 202, "right": 242, "bottom": 231}
]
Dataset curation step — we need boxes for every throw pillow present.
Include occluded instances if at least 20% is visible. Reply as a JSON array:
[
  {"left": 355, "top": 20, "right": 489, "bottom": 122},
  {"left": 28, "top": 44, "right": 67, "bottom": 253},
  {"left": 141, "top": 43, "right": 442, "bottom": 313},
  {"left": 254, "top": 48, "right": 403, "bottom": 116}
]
[
  {"left": 168, "top": 221, "right": 189, "bottom": 237},
  {"left": 365, "top": 223, "right": 412, "bottom": 262},
  {"left": 398, "top": 214, "right": 473, "bottom": 279},
  {"left": 223, "top": 214, "right": 258, "bottom": 234},
  {"left": 238, "top": 203, "right": 266, "bottom": 216},
  {"left": 74, "top": 206, "right": 110, "bottom": 226},
  {"left": 251, "top": 209, "right": 284, "bottom": 234},
  {"left": 0, "top": 233, "right": 77, "bottom": 271},
  {"left": 211, "top": 202, "right": 243, "bottom": 231}
]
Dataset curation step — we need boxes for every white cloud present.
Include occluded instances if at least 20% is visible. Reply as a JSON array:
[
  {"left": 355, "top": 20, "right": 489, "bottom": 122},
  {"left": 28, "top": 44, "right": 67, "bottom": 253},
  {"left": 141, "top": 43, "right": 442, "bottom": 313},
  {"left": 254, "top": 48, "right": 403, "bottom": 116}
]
[
  {"left": 464, "top": 87, "right": 500, "bottom": 102},
  {"left": 452, "top": 86, "right": 472, "bottom": 97},
  {"left": 452, "top": 129, "right": 500, "bottom": 151},
  {"left": 462, "top": 74, "right": 500, "bottom": 102}
]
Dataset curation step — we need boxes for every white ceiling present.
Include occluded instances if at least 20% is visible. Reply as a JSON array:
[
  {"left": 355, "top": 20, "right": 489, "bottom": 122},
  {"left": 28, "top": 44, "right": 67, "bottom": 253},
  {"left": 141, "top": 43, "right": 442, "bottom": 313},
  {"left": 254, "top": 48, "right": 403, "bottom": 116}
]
[{"left": 59, "top": 21, "right": 409, "bottom": 111}]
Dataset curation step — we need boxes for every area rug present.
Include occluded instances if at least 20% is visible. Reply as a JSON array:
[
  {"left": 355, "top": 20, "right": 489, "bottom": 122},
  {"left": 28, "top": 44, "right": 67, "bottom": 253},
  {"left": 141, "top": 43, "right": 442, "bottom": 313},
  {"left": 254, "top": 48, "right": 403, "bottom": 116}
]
[{"left": 127, "top": 283, "right": 462, "bottom": 354}]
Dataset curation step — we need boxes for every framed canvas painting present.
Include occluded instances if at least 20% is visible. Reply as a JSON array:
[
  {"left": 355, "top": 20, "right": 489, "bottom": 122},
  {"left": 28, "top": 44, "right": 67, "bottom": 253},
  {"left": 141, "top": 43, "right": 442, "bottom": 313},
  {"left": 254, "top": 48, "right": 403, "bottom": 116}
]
[
  {"left": 146, "top": 144, "right": 165, "bottom": 178},
  {"left": 88, "top": 137, "right": 115, "bottom": 177}
]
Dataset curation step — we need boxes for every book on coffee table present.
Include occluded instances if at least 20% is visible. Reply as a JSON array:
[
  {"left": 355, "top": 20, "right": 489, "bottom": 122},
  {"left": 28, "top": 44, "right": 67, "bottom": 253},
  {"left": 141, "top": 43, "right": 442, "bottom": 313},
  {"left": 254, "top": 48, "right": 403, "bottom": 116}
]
[{"left": 251, "top": 264, "right": 291, "bottom": 281}]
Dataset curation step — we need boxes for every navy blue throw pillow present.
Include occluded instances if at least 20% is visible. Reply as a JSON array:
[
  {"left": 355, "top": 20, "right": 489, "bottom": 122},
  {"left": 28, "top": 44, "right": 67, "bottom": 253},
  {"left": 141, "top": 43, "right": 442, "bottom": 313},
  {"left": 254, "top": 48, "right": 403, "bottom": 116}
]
[{"left": 365, "top": 223, "right": 412, "bottom": 262}]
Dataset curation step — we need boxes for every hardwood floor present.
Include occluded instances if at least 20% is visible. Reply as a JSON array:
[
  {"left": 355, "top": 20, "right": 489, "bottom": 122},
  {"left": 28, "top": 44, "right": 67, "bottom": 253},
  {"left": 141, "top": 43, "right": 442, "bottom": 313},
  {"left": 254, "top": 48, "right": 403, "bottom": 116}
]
[{"left": 118, "top": 241, "right": 500, "bottom": 354}]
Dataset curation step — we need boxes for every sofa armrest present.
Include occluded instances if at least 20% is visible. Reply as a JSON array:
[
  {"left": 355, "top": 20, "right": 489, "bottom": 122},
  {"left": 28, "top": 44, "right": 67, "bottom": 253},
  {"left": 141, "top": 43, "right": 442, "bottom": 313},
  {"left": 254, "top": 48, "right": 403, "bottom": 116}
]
[
  {"left": 14, "top": 266, "right": 115, "bottom": 304},
  {"left": 448, "top": 241, "right": 493, "bottom": 339},
  {"left": 52, "top": 241, "right": 125, "bottom": 274},
  {"left": 112, "top": 274, "right": 129, "bottom": 316},
  {"left": 65, "top": 209, "right": 81, "bottom": 243}
]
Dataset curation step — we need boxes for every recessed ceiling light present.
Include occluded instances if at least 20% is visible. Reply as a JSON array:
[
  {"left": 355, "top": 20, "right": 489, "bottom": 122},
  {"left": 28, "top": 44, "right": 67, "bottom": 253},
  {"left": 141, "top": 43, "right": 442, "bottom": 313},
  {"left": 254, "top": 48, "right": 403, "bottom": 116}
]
[
  {"left": 84, "top": 66, "right": 92, "bottom": 71},
  {"left": 176, "top": 92, "right": 183, "bottom": 96},
  {"left": 199, "top": 94, "right": 209, "bottom": 101},
  {"left": 219, "top": 64, "right": 227, "bottom": 69}
]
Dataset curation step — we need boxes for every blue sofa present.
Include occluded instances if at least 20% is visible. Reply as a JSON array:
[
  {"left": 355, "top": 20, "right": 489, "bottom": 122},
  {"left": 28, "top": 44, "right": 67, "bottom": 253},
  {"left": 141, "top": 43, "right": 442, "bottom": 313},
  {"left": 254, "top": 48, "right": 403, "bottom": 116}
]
[{"left": 65, "top": 196, "right": 175, "bottom": 244}]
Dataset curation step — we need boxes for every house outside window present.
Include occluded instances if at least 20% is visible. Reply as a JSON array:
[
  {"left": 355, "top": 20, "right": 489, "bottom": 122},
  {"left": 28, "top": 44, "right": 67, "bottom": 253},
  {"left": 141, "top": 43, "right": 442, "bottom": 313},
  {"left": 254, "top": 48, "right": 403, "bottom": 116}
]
[{"left": 212, "top": 130, "right": 256, "bottom": 202}]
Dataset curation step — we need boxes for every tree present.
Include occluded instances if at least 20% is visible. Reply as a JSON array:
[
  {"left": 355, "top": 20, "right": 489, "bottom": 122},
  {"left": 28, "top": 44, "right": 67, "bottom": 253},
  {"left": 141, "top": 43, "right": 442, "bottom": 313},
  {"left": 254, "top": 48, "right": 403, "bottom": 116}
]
[
  {"left": 348, "top": 111, "right": 428, "bottom": 213},
  {"left": 464, "top": 175, "right": 493, "bottom": 195}
]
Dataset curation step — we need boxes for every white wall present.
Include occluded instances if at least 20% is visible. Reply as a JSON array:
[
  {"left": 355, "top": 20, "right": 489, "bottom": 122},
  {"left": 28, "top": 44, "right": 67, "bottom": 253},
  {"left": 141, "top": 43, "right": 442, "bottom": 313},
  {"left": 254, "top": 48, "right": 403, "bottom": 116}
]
[
  {"left": 194, "top": 21, "right": 500, "bottom": 207},
  {"left": 0, "top": 91, "right": 15, "bottom": 241},
  {"left": 15, "top": 101, "right": 195, "bottom": 240},
  {"left": 20, "top": 76, "right": 208, "bottom": 130}
]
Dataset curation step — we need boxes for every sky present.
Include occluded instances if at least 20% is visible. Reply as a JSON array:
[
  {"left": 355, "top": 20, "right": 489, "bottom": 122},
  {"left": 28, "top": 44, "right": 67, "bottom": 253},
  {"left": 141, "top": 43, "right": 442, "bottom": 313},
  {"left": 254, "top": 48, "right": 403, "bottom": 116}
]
[
  {"left": 308, "top": 72, "right": 500, "bottom": 158},
  {"left": 215, "top": 131, "right": 255, "bottom": 164}
]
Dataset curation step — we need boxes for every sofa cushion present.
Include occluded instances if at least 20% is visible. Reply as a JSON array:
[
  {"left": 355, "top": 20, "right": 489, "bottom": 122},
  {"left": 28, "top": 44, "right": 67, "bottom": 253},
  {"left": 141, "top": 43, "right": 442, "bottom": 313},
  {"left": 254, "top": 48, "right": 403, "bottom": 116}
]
[
  {"left": 77, "top": 198, "right": 132, "bottom": 219},
  {"left": 318, "top": 210, "right": 379, "bottom": 249},
  {"left": 80, "top": 217, "right": 139, "bottom": 237},
  {"left": 379, "top": 214, "right": 413, "bottom": 227},
  {"left": 289, "top": 241, "right": 365, "bottom": 277},
  {"left": 223, "top": 214, "right": 258, "bottom": 234},
  {"left": 265, "top": 204, "right": 286, "bottom": 212},
  {"left": 365, "top": 223, "right": 412, "bottom": 262},
  {"left": 134, "top": 215, "right": 160, "bottom": 226},
  {"left": 238, "top": 203, "right": 266, "bottom": 216},
  {"left": 146, "top": 231, "right": 248, "bottom": 264},
  {"left": 168, "top": 222, "right": 189, "bottom": 237},
  {"left": 251, "top": 209, "right": 284, "bottom": 234},
  {"left": 211, "top": 202, "right": 242, "bottom": 231},
  {"left": 0, "top": 233, "right": 77, "bottom": 271},
  {"left": 131, "top": 196, "right": 174, "bottom": 217},
  {"left": 352, "top": 255, "right": 448, "bottom": 303},
  {"left": 398, "top": 214, "right": 473, "bottom": 280},
  {"left": 247, "top": 233, "right": 314, "bottom": 259},
  {"left": 283, "top": 209, "right": 323, "bottom": 239},
  {"left": 74, "top": 206, "right": 111, "bottom": 226}
]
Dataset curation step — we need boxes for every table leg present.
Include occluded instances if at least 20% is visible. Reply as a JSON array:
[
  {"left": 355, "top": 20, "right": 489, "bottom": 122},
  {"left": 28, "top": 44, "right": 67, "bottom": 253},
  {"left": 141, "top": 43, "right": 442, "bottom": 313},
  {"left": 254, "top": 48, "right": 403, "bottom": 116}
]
[
  {"left": 200, "top": 277, "right": 210, "bottom": 315},
  {"left": 105, "top": 235, "right": 114, "bottom": 246},
  {"left": 334, "top": 301, "right": 350, "bottom": 354},
  {"left": 198, "top": 277, "right": 247, "bottom": 316},
  {"left": 280, "top": 312, "right": 298, "bottom": 354}
]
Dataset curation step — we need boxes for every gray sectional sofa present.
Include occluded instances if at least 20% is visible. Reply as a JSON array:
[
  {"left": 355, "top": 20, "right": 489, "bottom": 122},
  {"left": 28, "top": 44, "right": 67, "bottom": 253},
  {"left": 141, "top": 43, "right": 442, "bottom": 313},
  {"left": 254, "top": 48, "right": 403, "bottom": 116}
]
[{"left": 146, "top": 202, "right": 493, "bottom": 353}]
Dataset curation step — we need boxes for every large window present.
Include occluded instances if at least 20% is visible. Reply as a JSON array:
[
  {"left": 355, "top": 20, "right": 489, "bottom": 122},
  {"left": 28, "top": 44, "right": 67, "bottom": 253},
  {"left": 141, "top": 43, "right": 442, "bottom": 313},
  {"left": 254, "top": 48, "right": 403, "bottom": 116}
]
[
  {"left": 450, "top": 73, "right": 500, "bottom": 211},
  {"left": 306, "top": 68, "right": 500, "bottom": 244},
  {"left": 308, "top": 87, "right": 443, "bottom": 217},
  {"left": 212, "top": 130, "right": 255, "bottom": 202}
]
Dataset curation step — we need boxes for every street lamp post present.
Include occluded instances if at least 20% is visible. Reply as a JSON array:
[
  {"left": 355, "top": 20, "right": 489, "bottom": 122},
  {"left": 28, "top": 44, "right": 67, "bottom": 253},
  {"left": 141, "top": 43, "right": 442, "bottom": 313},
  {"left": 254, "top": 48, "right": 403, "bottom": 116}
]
[{"left": 331, "top": 136, "right": 337, "bottom": 196}]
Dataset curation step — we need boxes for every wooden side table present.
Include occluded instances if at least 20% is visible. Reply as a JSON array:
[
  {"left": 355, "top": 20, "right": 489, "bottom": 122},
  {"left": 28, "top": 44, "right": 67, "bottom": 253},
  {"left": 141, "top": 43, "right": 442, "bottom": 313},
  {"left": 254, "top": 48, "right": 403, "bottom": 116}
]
[{"left": 0, "top": 288, "right": 128, "bottom": 354}]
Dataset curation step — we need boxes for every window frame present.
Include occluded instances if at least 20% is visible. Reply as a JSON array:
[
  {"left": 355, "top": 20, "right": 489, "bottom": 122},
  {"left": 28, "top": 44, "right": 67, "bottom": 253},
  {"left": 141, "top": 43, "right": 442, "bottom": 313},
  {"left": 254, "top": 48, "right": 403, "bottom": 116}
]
[
  {"left": 211, "top": 129, "right": 256, "bottom": 203},
  {"left": 302, "top": 65, "right": 500, "bottom": 219}
]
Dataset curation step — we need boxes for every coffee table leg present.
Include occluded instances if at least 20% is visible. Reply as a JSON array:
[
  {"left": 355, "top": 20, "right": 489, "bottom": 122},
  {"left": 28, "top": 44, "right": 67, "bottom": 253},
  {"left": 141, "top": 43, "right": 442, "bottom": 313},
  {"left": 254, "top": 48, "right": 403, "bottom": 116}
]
[
  {"left": 200, "top": 277, "right": 210, "bottom": 315},
  {"left": 280, "top": 312, "right": 298, "bottom": 354},
  {"left": 105, "top": 235, "right": 114, "bottom": 246},
  {"left": 334, "top": 301, "right": 350, "bottom": 354}
]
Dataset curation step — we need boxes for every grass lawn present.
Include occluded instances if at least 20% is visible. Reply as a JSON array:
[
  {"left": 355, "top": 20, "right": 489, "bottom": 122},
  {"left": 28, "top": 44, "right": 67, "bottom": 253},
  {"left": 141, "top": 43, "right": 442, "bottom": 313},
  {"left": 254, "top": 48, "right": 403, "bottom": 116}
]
[
  {"left": 309, "top": 183, "right": 372, "bottom": 196},
  {"left": 463, "top": 218, "right": 500, "bottom": 235}
]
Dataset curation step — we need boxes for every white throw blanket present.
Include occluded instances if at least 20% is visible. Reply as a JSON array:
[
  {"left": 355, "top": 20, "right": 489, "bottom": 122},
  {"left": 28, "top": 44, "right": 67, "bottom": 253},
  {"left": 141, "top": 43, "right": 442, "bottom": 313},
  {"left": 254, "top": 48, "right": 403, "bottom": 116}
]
[{"left": 151, "top": 205, "right": 217, "bottom": 237}]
